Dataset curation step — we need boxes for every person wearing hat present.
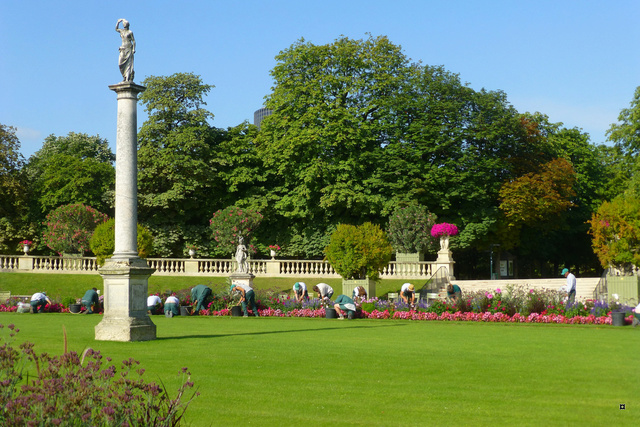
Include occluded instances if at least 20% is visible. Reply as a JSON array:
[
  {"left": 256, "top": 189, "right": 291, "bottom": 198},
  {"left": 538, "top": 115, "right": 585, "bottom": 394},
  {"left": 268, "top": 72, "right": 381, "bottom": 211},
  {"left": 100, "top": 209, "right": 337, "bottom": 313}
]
[
  {"left": 400, "top": 283, "right": 416, "bottom": 306},
  {"left": 30, "top": 291, "right": 52, "bottom": 314},
  {"left": 562, "top": 268, "right": 576, "bottom": 305},
  {"left": 293, "top": 282, "right": 308, "bottom": 303},
  {"left": 164, "top": 293, "right": 180, "bottom": 317},
  {"left": 81, "top": 288, "right": 100, "bottom": 314},
  {"left": 447, "top": 284, "right": 462, "bottom": 303},
  {"left": 190, "top": 284, "right": 212, "bottom": 314},
  {"left": 230, "top": 282, "right": 260, "bottom": 317},
  {"left": 334, "top": 294, "right": 357, "bottom": 320}
]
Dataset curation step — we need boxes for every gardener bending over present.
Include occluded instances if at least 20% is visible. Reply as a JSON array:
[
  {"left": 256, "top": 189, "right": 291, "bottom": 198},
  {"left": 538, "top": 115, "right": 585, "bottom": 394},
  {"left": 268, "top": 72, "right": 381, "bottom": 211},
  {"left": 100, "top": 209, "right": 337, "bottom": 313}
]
[
  {"left": 400, "top": 283, "right": 415, "bottom": 307},
  {"left": 147, "top": 294, "right": 162, "bottom": 315},
  {"left": 313, "top": 283, "right": 334, "bottom": 304},
  {"left": 293, "top": 282, "right": 308, "bottom": 302},
  {"left": 30, "top": 291, "right": 52, "bottom": 314},
  {"left": 352, "top": 286, "right": 367, "bottom": 303},
  {"left": 334, "top": 294, "right": 357, "bottom": 320},
  {"left": 190, "top": 284, "right": 212, "bottom": 314},
  {"left": 447, "top": 284, "right": 462, "bottom": 303},
  {"left": 231, "top": 282, "right": 260, "bottom": 317},
  {"left": 81, "top": 288, "right": 100, "bottom": 314},
  {"left": 164, "top": 293, "right": 180, "bottom": 317}
]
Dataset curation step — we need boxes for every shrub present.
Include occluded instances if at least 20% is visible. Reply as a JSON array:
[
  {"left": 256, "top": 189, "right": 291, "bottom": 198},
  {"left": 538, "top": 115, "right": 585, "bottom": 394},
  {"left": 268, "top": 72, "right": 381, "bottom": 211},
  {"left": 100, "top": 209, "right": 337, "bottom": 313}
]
[
  {"left": 324, "top": 222, "right": 393, "bottom": 280},
  {"left": 209, "top": 205, "right": 263, "bottom": 256},
  {"left": 588, "top": 194, "right": 640, "bottom": 274},
  {"left": 386, "top": 205, "right": 437, "bottom": 253},
  {"left": 42, "top": 203, "right": 108, "bottom": 255},
  {"left": 0, "top": 323, "right": 198, "bottom": 425},
  {"left": 89, "top": 218, "right": 155, "bottom": 265},
  {"left": 61, "top": 296, "right": 76, "bottom": 307}
]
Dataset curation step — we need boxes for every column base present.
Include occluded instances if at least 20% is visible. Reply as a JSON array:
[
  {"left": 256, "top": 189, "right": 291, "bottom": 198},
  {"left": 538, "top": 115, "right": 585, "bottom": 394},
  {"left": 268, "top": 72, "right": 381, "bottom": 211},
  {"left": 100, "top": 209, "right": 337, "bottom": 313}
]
[{"left": 95, "top": 257, "right": 156, "bottom": 342}]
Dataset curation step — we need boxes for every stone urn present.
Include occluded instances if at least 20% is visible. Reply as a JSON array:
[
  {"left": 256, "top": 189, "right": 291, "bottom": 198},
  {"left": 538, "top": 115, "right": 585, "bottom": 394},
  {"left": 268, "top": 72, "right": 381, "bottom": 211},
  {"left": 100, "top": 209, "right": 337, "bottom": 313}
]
[
  {"left": 270, "top": 249, "right": 277, "bottom": 258},
  {"left": 440, "top": 236, "right": 450, "bottom": 251},
  {"left": 23, "top": 244, "right": 30, "bottom": 255},
  {"left": 188, "top": 249, "right": 196, "bottom": 259}
]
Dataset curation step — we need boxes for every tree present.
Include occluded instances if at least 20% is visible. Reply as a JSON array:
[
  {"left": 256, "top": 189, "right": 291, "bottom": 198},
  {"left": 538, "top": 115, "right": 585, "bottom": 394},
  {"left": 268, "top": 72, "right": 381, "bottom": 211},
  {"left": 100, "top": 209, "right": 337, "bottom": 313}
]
[
  {"left": 499, "top": 158, "right": 576, "bottom": 227},
  {"left": 209, "top": 205, "right": 263, "bottom": 257},
  {"left": 25, "top": 132, "right": 115, "bottom": 215},
  {"left": 42, "top": 203, "right": 109, "bottom": 255},
  {"left": 324, "top": 222, "right": 393, "bottom": 280},
  {"left": 90, "top": 218, "right": 154, "bottom": 265},
  {"left": 607, "top": 86, "right": 640, "bottom": 158},
  {"left": 137, "top": 73, "right": 223, "bottom": 257},
  {"left": 386, "top": 204, "right": 437, "bottom": 253},
  {"left": 588, "top": 194, "right": 640, "bottom": 274},
  {"left": 257, "top": 35, "right": 411, "bottom": 241},
  {"left": 0, "top": 124, "right": 29, "bottom": 252}
]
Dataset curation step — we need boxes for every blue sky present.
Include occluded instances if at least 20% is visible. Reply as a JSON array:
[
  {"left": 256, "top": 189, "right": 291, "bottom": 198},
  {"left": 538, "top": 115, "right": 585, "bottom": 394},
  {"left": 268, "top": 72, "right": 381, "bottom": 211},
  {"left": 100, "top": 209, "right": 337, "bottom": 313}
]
[{"left": 2, "top": 0, "right": 639, "bottom": 158}]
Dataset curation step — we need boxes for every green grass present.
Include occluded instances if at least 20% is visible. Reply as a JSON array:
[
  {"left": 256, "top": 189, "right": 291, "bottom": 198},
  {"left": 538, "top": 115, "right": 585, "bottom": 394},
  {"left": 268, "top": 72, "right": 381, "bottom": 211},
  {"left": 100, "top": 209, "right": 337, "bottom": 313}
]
[
  {"left": 0, "top": 273, "right": 412, "bottom": 301},
  {"left": 1, "top": 312, "right": 638, "bottom": 426}
]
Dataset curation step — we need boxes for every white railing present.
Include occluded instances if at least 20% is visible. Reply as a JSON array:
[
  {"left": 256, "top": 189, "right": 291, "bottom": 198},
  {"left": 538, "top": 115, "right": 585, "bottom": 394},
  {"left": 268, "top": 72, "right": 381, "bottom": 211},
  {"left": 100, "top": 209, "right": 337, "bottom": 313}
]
[{"left": 1, "top": 255, "right": 451, "bottom": 279}]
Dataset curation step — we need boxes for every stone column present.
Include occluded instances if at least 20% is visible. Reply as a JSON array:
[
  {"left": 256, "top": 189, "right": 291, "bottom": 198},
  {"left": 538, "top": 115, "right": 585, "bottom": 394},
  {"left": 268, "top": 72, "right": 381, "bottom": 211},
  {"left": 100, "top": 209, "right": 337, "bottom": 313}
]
[{"left": 95, "top": 82, "right": 156, "bottom": 342}]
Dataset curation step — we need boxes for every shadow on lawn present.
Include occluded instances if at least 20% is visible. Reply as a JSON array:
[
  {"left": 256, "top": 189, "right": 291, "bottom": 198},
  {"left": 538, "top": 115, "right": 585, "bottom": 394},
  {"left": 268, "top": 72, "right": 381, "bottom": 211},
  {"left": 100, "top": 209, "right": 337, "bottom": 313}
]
[{"left": 155, "top": 322, "right": 407, "bottom": 341}]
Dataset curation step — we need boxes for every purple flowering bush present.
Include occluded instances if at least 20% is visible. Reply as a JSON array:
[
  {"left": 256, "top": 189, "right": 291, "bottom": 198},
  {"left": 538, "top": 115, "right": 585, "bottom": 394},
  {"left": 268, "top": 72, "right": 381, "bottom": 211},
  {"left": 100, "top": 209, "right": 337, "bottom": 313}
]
[{"left": 0, "top": 323, "right": 198, "bottom": 426}]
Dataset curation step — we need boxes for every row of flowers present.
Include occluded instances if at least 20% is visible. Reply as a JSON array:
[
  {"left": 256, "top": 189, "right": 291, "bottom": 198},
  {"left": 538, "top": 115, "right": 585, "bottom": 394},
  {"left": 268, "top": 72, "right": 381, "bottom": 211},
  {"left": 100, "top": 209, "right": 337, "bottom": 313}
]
[{"left": 175, "top": 307, "right": 625, "bottom": 325}]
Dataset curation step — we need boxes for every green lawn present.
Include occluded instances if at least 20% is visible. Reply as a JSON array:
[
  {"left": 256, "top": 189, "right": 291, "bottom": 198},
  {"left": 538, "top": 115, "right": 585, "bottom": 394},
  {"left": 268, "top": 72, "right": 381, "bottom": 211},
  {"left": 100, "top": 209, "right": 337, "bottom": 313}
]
[{"left": 1, "top": 312, "right": 638, "bottom": 426}]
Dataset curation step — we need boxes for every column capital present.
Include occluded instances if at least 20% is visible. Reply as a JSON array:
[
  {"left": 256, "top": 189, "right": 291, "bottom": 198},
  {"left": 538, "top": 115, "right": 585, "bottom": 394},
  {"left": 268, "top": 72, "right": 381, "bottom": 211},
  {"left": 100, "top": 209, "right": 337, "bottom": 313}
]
[{"left": 108, "top": 82, "right": 146, "bottom": 98}]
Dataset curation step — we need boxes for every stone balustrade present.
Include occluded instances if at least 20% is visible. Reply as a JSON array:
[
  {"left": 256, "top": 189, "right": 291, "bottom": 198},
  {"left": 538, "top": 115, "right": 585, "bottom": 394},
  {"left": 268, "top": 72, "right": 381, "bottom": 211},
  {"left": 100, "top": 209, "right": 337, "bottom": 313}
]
[{"left": 0, "top": 254, "right": 452, "bottom": 280}]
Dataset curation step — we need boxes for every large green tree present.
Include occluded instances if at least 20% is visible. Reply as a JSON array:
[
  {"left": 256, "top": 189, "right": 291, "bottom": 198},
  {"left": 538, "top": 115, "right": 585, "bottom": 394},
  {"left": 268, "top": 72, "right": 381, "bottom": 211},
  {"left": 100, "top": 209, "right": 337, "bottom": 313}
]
[
  {"left": 0, "top": 124, "right": 30, "bottom": 252},
  {"left": 257, "top": 36, "right": 409, "bottom": 240},
  {"left": 138, "top": 72, "right": 226, "bottom": 257},
  {"left": 25, "top": 132, "right": 115, "bottom": 215}
]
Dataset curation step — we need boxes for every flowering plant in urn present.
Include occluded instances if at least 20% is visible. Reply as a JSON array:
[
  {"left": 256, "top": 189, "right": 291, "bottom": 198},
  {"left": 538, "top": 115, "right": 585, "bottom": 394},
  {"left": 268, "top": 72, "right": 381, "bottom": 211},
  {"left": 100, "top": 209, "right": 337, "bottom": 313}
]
[{"left": 431, "top": 223, "right": 459, "bottom": 251}]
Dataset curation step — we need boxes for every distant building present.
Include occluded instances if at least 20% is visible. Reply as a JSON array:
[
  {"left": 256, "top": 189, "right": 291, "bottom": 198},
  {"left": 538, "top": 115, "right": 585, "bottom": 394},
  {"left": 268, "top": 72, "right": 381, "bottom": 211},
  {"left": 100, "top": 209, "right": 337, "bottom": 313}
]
[{"left": 253, "top": 107, "right": 273, "bottom": 130}]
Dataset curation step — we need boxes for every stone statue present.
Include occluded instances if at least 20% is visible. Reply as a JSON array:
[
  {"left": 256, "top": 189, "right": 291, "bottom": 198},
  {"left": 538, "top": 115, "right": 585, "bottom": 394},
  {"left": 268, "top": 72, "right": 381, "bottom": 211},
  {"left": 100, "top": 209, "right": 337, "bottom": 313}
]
[
  {"left": 116, "top": 19, "right": 136, "bottom": 82},
  {"left": 235, "top": 236, "right": 248, "bottom": 273}
]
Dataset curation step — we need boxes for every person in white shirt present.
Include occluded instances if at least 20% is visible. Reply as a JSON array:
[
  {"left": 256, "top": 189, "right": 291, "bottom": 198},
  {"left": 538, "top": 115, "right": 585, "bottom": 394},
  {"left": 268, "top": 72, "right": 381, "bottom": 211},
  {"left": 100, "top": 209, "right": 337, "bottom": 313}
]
[
  {"left": 30, "top": 291, "right": 52, "bottom": 314},
  {"left": 164, "top": 293, "right": 180, "bottom": 317},
  {"left": 313, "top": 283, "right": 334, "bottom": 303},
  {"left": 632, "top": 302, "right": 640, "bottom": 327},
  {"left": 147, "top": 294, "right": 162, "bottom": 315},
  {"left": 231, "top": 282, "right": 260, "bottom": 317},
  {"left": 293, "top": 282, "right": 308, "bottom": 302},
  {"left": 400, "top": 283, "right": 415, "bottom": 306},
  {"left": 561, "top": 268, "right": 576, "bottom": 305}
]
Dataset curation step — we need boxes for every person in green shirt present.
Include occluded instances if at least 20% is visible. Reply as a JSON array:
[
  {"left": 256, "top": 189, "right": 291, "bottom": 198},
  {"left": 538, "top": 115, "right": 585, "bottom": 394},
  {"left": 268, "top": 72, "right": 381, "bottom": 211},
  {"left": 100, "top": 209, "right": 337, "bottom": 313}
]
[
  {"left": 447, "top": 284, "right": 462, "bottom": 303},
  {"left": 81, "top": 288, "right": 100, "bottom": 314},
  {"left": 190, "top": 284, "right": 212, "bottom": 314},
  {"left": 334, "top": 294, "right": 356, "bottom": 320}
]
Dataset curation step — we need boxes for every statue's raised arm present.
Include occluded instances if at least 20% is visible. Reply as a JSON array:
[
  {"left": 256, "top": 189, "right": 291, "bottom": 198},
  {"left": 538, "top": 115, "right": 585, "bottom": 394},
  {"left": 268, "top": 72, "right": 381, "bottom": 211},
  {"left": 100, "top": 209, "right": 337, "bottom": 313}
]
[{"left": 115, "top": 19, "right": 135, "bottom": 82}]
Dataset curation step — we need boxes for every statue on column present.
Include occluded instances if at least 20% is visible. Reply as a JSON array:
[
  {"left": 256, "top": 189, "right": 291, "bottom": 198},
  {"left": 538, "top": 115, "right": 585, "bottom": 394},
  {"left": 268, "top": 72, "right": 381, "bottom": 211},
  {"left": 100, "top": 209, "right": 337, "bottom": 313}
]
[
  {"left": 116, "top": 19, "right": 136, "bottom": 82},
  {"left": 235, "top": 236, "right": 248, "bottom": 273}
]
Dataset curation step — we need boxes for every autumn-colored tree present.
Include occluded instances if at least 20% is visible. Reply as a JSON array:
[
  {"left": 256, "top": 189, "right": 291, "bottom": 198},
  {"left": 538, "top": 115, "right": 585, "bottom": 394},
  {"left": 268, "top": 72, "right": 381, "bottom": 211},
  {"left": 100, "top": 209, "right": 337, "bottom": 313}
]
[
  {"left": 499, "top": 158, "right": 577, "bottom": 227},
  {"left": 588, "top": 195, "right": 640, "bottom": 273}
]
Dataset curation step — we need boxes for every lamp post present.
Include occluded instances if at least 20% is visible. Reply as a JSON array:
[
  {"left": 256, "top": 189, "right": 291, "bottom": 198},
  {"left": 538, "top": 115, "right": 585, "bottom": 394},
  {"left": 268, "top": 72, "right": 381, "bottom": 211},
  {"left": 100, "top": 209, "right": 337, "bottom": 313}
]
[{"left": 490, "top": 244, "right": 500, "bottom": 280}]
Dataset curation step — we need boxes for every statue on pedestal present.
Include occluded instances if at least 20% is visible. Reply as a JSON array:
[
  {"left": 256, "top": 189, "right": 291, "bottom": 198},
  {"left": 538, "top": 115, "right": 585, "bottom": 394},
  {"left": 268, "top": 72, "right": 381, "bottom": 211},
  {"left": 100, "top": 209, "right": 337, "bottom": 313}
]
[
  {"left": 235, "top": 236, "right": 248, "bottom": 273},
  {"left": 116, "top": 19, "right": 136, "bottom": 82}
]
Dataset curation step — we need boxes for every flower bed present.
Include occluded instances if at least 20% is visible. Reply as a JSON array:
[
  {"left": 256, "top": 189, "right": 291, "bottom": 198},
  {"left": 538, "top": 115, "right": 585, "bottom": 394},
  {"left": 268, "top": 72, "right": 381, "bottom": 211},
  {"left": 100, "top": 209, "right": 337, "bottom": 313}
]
[{"left": 0, "top": 284, "right": 634, "bottom": 325}]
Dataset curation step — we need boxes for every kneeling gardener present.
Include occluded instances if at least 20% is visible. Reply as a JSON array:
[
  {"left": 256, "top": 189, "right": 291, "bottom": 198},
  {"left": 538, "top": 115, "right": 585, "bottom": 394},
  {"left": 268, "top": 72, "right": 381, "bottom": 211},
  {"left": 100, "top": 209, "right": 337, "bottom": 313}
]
[
  {"left": 81, "top": 288, "right": 100, "bottom": 314},
  {"left": 334, "top": 294, "right": 356, "bottom": 320}
]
